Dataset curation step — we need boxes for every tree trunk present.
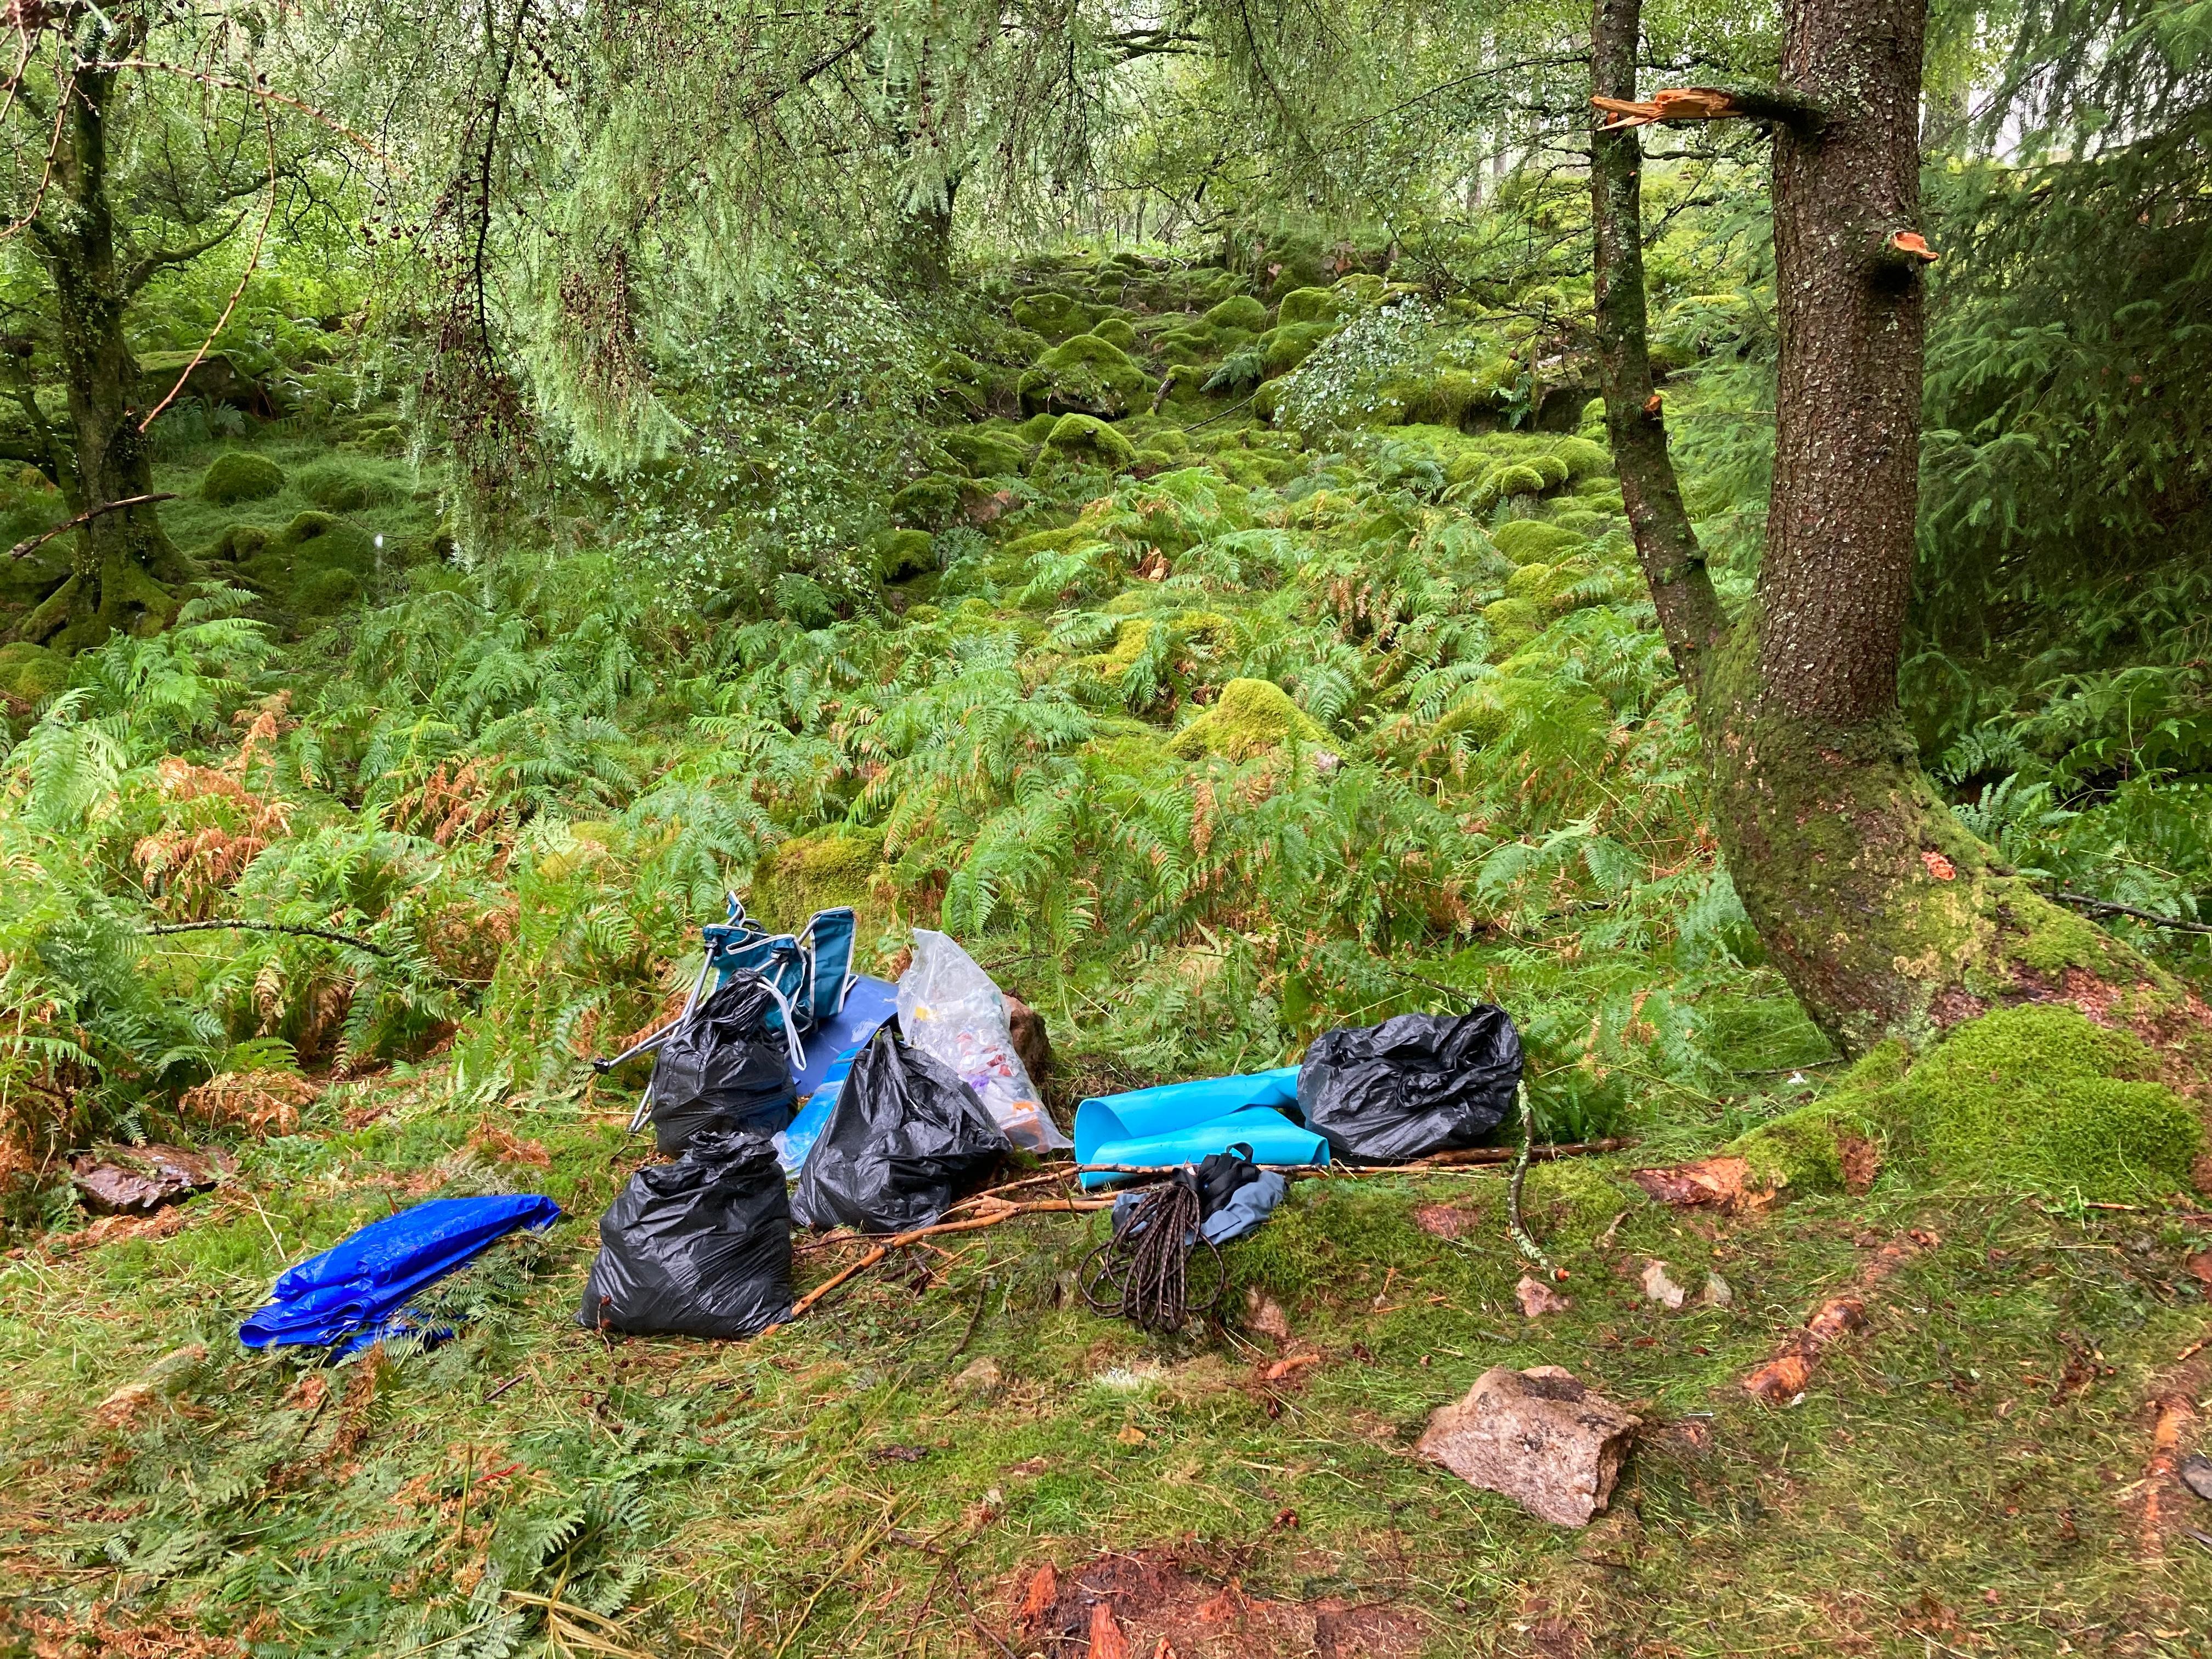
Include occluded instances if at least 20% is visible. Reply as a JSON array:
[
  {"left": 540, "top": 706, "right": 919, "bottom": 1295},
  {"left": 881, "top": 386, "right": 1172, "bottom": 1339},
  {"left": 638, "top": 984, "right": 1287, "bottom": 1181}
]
[
  {"left": 1589, "top": 0, "right": 2180, "bottom": 1056},
  {"left": 19, "top": 51, "right": 187, "bottom": 653}
]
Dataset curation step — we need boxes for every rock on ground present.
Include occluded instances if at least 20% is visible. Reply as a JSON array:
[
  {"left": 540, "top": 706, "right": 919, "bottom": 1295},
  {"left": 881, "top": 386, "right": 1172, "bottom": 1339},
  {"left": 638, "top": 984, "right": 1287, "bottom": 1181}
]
[{"left": 1415, "top": 1365, "right": 1641, "bottom": 1526}]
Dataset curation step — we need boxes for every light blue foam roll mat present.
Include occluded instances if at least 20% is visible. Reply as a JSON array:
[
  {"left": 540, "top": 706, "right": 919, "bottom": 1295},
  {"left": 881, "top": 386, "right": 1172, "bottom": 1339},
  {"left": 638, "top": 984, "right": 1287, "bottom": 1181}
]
[{"left": 1073, "top": 1067, "right": 1321, "bottom": 1188}]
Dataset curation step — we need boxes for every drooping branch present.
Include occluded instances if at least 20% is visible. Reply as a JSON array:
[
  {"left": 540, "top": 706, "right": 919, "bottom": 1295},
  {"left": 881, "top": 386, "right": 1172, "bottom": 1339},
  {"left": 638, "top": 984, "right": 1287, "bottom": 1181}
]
[
  {"left": 6, "top": 493, "right": 175, "bottom": 559},
  {"left": 1587, "top": 0, "right": 1726, "bottom": 690},
  {"left": 122, "top": 212, "right": 247, "bottom": 296}
]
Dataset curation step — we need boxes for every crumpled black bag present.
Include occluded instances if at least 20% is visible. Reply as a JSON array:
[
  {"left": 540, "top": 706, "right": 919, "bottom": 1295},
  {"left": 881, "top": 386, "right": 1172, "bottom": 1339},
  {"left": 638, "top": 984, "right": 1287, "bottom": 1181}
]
[
  {"left": 578, "top": 1126, "right": 793, "bottom": 1338},
  {"left": 1296, "top": 1007, "right": 1522, "bottom": 1161},
  {"left": 648, "top": 973, "right": 795, "bottom": 1155},
  {"left": 791, "top": 1026, "right": 1011, "bottom": 1234}
]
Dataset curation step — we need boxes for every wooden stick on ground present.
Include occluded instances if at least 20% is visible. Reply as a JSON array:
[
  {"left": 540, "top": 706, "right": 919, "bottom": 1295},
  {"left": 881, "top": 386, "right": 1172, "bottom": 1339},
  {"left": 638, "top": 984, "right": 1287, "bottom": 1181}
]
[{"left": 778, "top": 1196, "right": 1116, "bottom": 1324}]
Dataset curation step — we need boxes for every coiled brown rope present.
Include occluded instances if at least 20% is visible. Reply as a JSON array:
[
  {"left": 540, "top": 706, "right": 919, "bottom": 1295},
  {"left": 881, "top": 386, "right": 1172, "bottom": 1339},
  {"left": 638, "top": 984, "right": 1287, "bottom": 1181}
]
[{"left": 1079, "top": 1176, "right": 1222, "bottom": 1333}]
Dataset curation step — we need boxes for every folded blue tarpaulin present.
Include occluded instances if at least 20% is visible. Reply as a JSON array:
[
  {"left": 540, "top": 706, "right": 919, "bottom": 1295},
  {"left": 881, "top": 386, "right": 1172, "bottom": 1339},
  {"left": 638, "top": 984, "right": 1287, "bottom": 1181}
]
[{"left": 239, "top": 1194, "right": 562, "bottom": 1352}]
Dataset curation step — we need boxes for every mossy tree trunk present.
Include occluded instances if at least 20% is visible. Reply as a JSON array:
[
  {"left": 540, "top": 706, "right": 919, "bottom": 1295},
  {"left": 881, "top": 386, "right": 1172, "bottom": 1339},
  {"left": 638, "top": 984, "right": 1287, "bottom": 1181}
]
[
  {"left": 1589, "top": 0, "right": 2170, "bottom": 1057},
  {"left": 15, "top": 29, "right": 190, "bottom": 653}
]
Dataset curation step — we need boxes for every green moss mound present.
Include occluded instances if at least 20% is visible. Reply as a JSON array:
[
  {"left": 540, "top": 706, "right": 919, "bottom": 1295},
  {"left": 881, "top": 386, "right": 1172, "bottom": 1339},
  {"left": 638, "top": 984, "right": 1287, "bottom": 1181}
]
[
  {"left": 1488, "top": 462, "right": 1549, "bottom": 500},
  {"left": 942, "top": 428, "right": 1030, "bottom": 478},
  {"left": 1482, "top": 596, "right": 1547, "bottom": 658},
  {"left": 889, "top": 473, "right": 964, "bottom": 531},
  {"left": 0, "top": 639, "right": 67, "bottom": 704},
  {"left": 1275, "top": 286, "right": 1342, "bottom": 326},
  {"left": 1899, "top": 1005, "right": 2202, "bottom": 1200},
  {"left": 1167, "top": 677, "right": 1328, "bottom": 761},
  {"left": 1092, "top": 317, "right": 1139, "bottom": 351},
  {"left": 1009, "top": 291, "right": 1096, "bottom": 339},
  {"left": 295, "top": 460, "right": 403, "bottom": 512},
  {"left": 1260, "top": 321, "right": 1334, "bottom": 376},
  {"left": 200, "top": 450, "right": 284, "bottom": 505},
  {"left": 1038, "top": 413, "right": 1137, "bottom": 472},
  {"left": 867, "top": 528, "right": 937, "bottom": 582},
  {"left": 1020, "top": 335, "right": 1152, "bottom": 418},
  {"left": 1492, "top": 520, "right": 1588, "bottom": 566},
  {"left": 752, "top": 824, "right": 890, "bottom": 938},
  {"left": 1204, "top": 295, "right": 1268, "bottom": 332},
  {"left": 1552, "top": 436, "right": 1612, "bottom": 480}
]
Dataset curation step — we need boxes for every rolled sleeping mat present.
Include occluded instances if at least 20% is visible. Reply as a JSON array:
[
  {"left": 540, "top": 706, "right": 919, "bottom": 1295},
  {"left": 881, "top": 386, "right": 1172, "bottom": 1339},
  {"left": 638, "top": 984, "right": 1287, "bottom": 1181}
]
[
  {"left": 1074, "top": 1063, "right": 1321, "bottom": 1188},
  {"left": 1073, "top": 1066, "right": 1300, "bottom": 1152},
  {"left": 1079, "top": 1106, "right": 1328, "bottom": 1188}
]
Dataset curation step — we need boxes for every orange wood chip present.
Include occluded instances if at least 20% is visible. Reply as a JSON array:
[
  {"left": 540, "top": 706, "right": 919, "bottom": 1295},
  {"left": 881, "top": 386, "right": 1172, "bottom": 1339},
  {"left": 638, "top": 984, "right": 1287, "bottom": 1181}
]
[{"left": 1090, "top": 1600, "right": 1133, "bottom": 1659}]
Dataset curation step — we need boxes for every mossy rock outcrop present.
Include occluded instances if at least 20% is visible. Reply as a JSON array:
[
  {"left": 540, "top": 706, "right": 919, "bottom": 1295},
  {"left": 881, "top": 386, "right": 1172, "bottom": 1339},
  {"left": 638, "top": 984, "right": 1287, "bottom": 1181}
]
[
  {"left": 1731, "top": 1005, "right": 2205, "bottom": 1203},
  {"left": 1204, "top": 295, "right": 1269, "bottom": 332},
  {"left": 295, "top": 459, "right": 405, "bottom": 512},
  {"left": 1168, "top": 676, "right": 1329, "bottom": 761},
  {"left": 751, "top": 824, "right": 893, "bottom": 945},
  {"left": 867, "top": 528, "right": 938, "bottom": 583},
  {"left": 889, "top": 473, "right": 965, "bottom": 531},
  {"left": 1009, "top": 291, "right": 1098, "bottom": 340},
  {"left": 0, "top": 640, "right": 67, "bottom": 706},
  {"left": 237, "top": 511, "right": 378, "bottom": 614},
  {"left": 1091, "top": 317, "right": 1140, "bottom": 351},
  {"left": 1275, "top": 286, "right": 1345, "bottom": 326},
  {"left": 1036, "top": 413, "right": 1136, "bottom": 472},
  {"left": 1259, "top": 321, "right": 1334, "bottom": 376},
  {"left": 200, "top": 451, "right": 284, "bottom": 505},
  {"left": 1018, "top": 334, "right": 1152, "bottom": 418},
  {"left": 1482, "top": 596, "right": 1548, "bottom": 658},
  {"left": 943, "top": 427, "right": 1032, "bottom": 478}
]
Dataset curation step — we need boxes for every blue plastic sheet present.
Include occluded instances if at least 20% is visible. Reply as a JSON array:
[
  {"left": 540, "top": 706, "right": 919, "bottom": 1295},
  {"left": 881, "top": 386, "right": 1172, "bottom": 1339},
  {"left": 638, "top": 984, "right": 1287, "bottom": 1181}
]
[
  {"left": 1073, "top": 1067, "right": 1323, "bottom": 1188},
  {"left": 791, "top": 975, "right": 898, "bottom": 1099},
  {"left": 239, "top": 1195, "right": 562, "bottom": 1353}
]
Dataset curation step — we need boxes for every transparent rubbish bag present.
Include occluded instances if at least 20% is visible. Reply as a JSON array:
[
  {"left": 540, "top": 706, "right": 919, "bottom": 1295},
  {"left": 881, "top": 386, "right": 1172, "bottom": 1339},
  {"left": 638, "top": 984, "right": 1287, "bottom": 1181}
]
[{"left": 895, "top": 929, "right": 1069, "bottom": 1152}]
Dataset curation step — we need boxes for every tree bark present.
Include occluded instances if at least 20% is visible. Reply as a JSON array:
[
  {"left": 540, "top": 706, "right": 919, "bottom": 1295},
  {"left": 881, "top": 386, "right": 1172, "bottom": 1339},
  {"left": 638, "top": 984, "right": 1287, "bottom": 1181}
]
[
  {"left": 18, "top": 38, "right": 189, "bottom": 652},
  {"left": 1588, "top": 0, "right": 2182, "bottom": 1056}
]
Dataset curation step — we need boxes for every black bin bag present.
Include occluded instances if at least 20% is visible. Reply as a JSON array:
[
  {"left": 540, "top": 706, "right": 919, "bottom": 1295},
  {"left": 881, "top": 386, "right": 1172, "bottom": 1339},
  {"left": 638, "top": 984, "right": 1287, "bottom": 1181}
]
[
  {"left": 1297, "top": 1007, "right": 1522, "bottom": 1161},
  {"left": 578, "top": 1126, "right": 793, "bottom": 1338},
  {"left": 791, "top": 1026, "right": 1011, "bottom": 1234},
  {"left": 648, "top": 972, "right": 795, "bottom": 1155}
]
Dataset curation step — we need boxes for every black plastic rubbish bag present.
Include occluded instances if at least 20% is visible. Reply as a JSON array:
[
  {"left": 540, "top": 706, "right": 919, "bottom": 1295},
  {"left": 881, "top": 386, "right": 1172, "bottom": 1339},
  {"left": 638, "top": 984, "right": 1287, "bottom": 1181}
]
[
  {"left": 791, "top": 1026, "right": 1011, "bottom": 1234},
  {"left": 578, "top": 1126, "right": 793, "bottom": 1338},
  {"left": 1296, "top": 1007, "right": 1522, "bottom": 1161},
  {"left": 648, "top": 972, "right": 796, "bottom": 1155}
]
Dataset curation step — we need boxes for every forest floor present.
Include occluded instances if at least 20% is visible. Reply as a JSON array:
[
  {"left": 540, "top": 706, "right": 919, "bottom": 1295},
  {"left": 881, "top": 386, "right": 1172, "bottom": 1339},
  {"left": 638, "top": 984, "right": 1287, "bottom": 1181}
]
[
  {"left": 2, "top": 1058, "right": 2209, "bottom": 1658},
  {"left": 3, "top": 251, "right": 2211, "bottom": 1656}
]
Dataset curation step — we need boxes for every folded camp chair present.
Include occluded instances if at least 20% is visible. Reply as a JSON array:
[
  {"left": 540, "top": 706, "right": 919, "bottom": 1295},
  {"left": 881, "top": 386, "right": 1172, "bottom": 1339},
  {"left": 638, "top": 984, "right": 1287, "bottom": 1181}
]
[{"left": 594, "top": 895, "right": 860, "bottom": 1133}]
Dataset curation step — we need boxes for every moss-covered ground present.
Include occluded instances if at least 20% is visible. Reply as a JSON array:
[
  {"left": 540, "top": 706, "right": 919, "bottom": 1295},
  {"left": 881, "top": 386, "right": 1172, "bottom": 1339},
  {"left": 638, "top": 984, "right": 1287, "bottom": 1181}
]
[{"left": 2, "top": 1056, "right": 2208, "bottom": 1657}]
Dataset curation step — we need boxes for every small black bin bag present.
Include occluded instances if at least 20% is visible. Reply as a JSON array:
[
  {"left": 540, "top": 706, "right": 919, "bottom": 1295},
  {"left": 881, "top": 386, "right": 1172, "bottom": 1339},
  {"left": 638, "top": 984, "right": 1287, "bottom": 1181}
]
[
  {"left": 648, "top": 972, "right": 796, "bottom": 1155},
  {"left": 791, "top": 1026, "right": 1011, "bottom": 1234},
  {"left": 1296, "top": 1006, "right": 1522, "bottom": 1161},
  {"left": 578, "top": 1126, "right": 793, "bottom": 1338}
]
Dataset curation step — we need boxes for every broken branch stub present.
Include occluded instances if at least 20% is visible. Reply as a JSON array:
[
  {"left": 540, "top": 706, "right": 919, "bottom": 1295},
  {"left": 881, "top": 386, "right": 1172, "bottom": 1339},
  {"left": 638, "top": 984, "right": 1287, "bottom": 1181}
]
[{"left": 1415, "top": 1365, "right": 1641, "bottom": 1526}]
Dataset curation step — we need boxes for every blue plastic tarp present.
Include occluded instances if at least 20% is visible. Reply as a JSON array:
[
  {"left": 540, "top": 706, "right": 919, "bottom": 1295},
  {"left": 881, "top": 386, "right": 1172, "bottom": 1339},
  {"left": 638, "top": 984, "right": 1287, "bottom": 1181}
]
[
  {"left": 1073, "top": 1068, "right": 1324, "bottom": 1188},
  {"left": 239, "top": 1194, "right": 562, "bottom": 1352},
  {"left": 790, "top": 975, "right": 898, "bottom": 1098}
]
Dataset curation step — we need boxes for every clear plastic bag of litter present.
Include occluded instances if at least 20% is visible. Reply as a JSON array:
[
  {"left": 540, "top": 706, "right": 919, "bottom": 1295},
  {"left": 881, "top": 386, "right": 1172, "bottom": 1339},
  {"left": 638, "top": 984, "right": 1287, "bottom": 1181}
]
[{"left": 895, "top": 929, "right": 1068, "bottom": 1151}]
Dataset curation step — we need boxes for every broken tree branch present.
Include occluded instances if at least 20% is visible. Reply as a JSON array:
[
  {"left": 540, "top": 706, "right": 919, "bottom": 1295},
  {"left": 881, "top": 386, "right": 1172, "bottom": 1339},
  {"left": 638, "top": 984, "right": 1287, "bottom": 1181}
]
[
  {"left": 7, "top": 494, "right": 177, "bottom": 559},
  {"left": 2054, "top": 891, "right": 2212, "bottom": 935}
]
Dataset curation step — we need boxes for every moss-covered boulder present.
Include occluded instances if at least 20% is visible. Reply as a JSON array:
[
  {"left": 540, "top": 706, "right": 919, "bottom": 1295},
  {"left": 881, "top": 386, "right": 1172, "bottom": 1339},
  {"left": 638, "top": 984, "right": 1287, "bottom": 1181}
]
[
  {"left": 1019, "top": 334, "right": 1152, "bottom": 418},
  {"left": 1899, "top": 1005, "right": 2202, "bottom": 1199},
  {"left": 1259, "top": 321, "right": 1334, "bottom": 376},
  {"left": 867, "top": 528, "right": 937, "bottom": 582},
  {"left": 1551, "top": 436, "right": 1612, "bottom": 480},
  {"left": 295, "top": 459, "right": 404, "bottom": 512},
  {"left": 1275, "top": 286, "right": 1344, "bottom": 326},
  {"left": 751, "top": 824, "right": 891, "bottom": 941},
  {"left": 1482, "top": 596, "right": 1548, "bottom": 658},
  {"left": 0, "top": 639, "right": 67, "bottom": 706},
  {"left": 1488, "top": 462, "right": 1550, "bottom": 502},
  {"left": 888, "top": 473, "right": 964, "bottom": 531},
  {"left": 1204, "top": 295, "right": 1268, "bottom": 332},
  {"left": 200, "top": 450, "right": 284, "bottom": 505},
  {"left": 237, "top": 510, "right": 378, "bottom": 612},
  {"left": 1009, "top": 291, "right": 1097, "bottom": 339},
  {"left": 1168, "top": 677, "right": 1329, "bottom": 761},
  {"left": 1091, "top": 317, "right": 1140, "bottom": 351},
  {"left": 1037, "top": 413, "right": 1137, "bottom": 472},
  {"left": 943, "top": 427, "right": 1032, "bottom": 478},
  {"left": 1731, "top": 1006, "right": 2204, "bottom": 1203}
]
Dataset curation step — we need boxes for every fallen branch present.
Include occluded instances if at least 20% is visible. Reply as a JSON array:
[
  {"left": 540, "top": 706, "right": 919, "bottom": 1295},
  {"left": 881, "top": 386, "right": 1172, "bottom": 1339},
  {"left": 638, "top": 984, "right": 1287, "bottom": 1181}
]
[
  {"left": 778, "top": 1197, "right": 1117, "bottom": 1322},
  {"left": 144, "top": 918, "right": 398, "bottom": 957},
  {"left": 1072, "top": 1137, "right": 1630, "bottom": 1181},
  {"left": 7, "top": 494, "right": 177, "bottom": 560},
  {"left": 2054, "top": 891, "right": 2212, "bottom": 935}
]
